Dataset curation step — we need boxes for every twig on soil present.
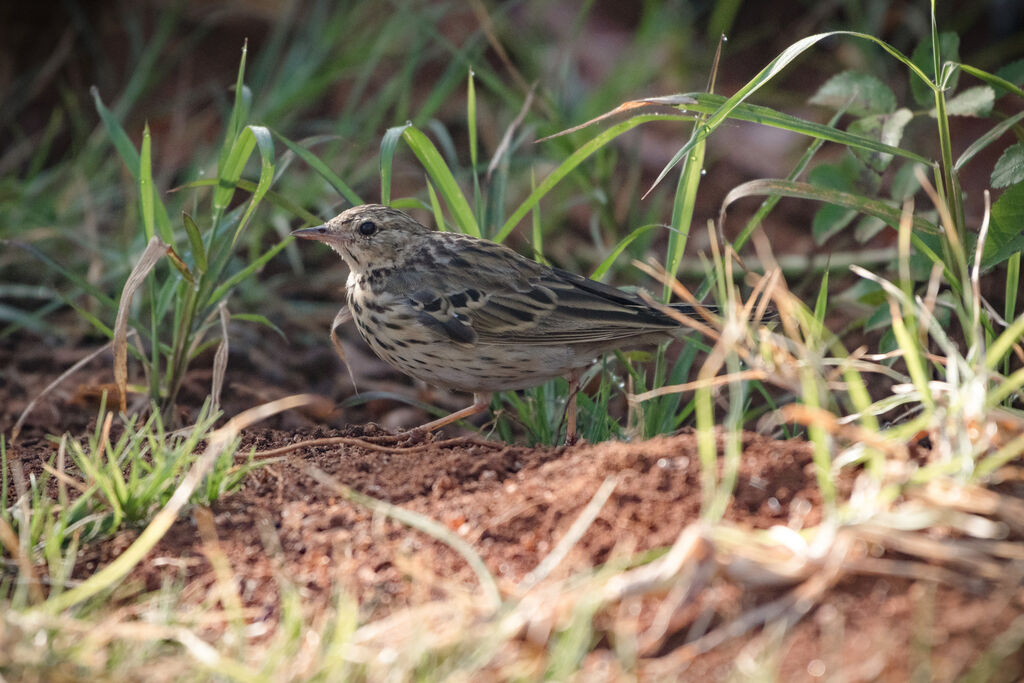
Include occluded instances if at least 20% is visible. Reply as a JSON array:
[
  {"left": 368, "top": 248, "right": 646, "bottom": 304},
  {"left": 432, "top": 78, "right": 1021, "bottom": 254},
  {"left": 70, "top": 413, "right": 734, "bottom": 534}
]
[
  {"left": 517, "top": 475, "right": 619, "bottom": 593},
  {"left": 252, "top": 434, "right": 506, "bottom": 458}
]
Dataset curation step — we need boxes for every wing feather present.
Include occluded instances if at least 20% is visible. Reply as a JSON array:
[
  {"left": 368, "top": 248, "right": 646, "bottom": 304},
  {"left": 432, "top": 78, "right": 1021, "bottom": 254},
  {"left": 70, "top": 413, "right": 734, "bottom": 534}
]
[{"left": 403, "top": 234, "right": 692, "bottom": 346}]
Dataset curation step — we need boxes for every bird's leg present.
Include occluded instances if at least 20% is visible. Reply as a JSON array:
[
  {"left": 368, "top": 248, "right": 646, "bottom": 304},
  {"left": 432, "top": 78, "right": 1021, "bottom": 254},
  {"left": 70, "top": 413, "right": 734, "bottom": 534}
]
[
  {"left": 416, "top": 392, "right": 492, "bottom": 433},
  {"left": 565, "top": 368, "right": 581, "bottom": 446}
]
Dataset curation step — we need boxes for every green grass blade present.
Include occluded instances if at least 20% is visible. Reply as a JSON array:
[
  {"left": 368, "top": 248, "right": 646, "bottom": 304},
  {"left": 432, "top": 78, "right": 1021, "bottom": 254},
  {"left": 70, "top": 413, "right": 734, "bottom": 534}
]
[
  {"left": 214, "top": 126, "right": 258, "bottom": 216},
  {"left": 208, "top": 237, "right": 292, "bottom": 305},
  {"left": 217, "top": 41, "right": 250, "bottom": 177},
  {"left": 273, "top": 131, "right": 363, "bottom": 206},
  {"left": 231, "top": 125, "right": 275, "bottom": 245},
  {"left": 400, "top": 125, "right": 479, "bottom": 237},
  {"left": 954, "top": 111, "right": 1024, "bottom": 171},
  {"left": 496, "top": 114, "right": 689, "bottom": 242},
  {"left": 379, "top": 122, "right": 411, "bottom": 206},
  {"left": 178, "top": 178, "right": 322, "bottom": 225},
  {"left": 90, "top": 86, "right": 140, "bottom": 178},
  {"left": 182, "top": 212, "right": 207, "bottom": 273},
  {"left": 425, "top": 178, "right": 447, "bottom": 232},
  {"left": 956, "top": 63, "right": 1024, "bottom": 99},
  {"left": 663, "top": 127, "right": 705, "bottom": 302},
  {"left": 646, "top": 31, "right": 933, "bottom": 192},
  {"left": 230, "top": 313, "right": 287, "bottom": 340}
]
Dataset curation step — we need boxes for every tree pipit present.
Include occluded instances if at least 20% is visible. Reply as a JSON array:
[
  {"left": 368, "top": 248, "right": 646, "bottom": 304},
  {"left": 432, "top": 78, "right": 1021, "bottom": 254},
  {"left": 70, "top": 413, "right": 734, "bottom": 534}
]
[{"left": 293, "top": 204, "right": 711, "bottom": 442}]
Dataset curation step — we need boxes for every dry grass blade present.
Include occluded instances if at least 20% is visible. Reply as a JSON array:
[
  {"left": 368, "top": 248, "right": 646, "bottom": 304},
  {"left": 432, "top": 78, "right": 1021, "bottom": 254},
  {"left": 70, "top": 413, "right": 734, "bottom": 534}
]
[
  {"left": 0, "top": 515, "right": 44, "bottom": 604},
  {"left": 629, "top": 369, "right": 767, "bottom": 403},
  {"left": 648, "top": 533, "right": 851, "bottom": 671},
  {"left": 193, "top": 505, "right": 247, "bottom": 628},
  {"left": 855, "top": 524, "right": 1009, "bottom": 581},
  {"left": 252, "top": 433, "right": 502, "bottom": 458},
  {"left": 602, "top": 524, "right": 710, "bottom": 602},
  {"left": 517, "top": 475, "right": 618, "bottom": 593},
  {"left": 113, "top": 236, "right": 168, "bottom": 411},
  {"left": 913, "top": 479, "right": 1024, "bottom": 535},
  {"left": 305, "top": 463, "right": 503, "bottom": 612},
  {"left": 330, "top": 305, "right": 358, "bottom": 394},
  {"left": 40, "top": 394, "right": 322, "bottom": 614},
  {"left": 781, "top": 403, "right": 910, "bottom": 460},
  {"left": 211, "top": 302, "right": 230, "bottom": 413},
  {"left": 487, "top": 84, "right": 535, "bottom": 183},
  {"left": 2, "top": 459, "right": 45, "bottom": 603}
]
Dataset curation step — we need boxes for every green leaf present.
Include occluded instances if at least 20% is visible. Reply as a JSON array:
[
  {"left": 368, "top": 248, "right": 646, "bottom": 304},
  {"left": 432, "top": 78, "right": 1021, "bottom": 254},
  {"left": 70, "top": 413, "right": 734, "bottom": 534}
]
[
  {"left": 910, "top": 31, "right": 959, "bottom": 107},
  {"left": 931, "top": 85, "right": 993, "bottom": 118},
  {"left": 958, "top": 63, "right": 1024, "bottom": 100},
  {"left": 991, "top": 143, "right": 1024, "bottom": 189},
  {"left": 218, "top": 42, "right": 250, "bottom": 177},
  {"left": 720, "top": 178, "right": 948, "bottom": 277},
  {"left": 664, "top": 121, "right": 705, "bottom": 302},
  {"left": 808, "top": 71, "right": 896, "bottom": 116},
  {"left": 425, "top": 178, "right": 447, "bottom": 232},
  {"left": 178, "top": 178, "right": 321, "bottom": 225},
  {"left": 985, "top": 181, "right": 1024, "bottom": 270},
  {"left": 993, "top": 57, "right": 1024, "bottom": 97},
  {"left": 847, "top": 108, "right": 913, "bottom": 172}
]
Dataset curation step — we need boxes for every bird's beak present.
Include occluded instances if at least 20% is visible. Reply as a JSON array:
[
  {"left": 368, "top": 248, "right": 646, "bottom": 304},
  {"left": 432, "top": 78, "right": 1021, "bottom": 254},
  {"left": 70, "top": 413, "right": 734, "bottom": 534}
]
[{"left": 291, "top": 225, "right": 329, "bottom": 241}]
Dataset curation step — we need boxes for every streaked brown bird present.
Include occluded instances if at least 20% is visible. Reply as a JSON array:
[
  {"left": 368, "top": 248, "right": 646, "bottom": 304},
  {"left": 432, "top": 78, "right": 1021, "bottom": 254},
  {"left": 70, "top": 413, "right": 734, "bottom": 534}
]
[{"left": 293, "top": 204, "right": 707, "bottom": 440}]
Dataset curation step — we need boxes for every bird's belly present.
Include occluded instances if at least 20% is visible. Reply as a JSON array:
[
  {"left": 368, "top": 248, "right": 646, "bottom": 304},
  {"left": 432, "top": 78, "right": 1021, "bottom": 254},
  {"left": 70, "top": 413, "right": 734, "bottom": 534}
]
[{"left": 348, "top": 294, "right": 580, "bottom": 393}]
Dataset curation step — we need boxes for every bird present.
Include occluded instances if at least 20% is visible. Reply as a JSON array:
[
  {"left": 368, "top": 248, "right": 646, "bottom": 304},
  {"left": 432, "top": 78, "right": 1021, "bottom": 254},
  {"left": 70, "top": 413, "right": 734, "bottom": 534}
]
[{"left": 292, "top": 204, "right": 711, "bottom": 441}]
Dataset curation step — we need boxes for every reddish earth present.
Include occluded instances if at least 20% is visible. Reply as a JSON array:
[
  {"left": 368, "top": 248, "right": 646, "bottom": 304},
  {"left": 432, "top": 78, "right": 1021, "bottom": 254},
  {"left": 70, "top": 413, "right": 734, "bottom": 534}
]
[{"left": 4, "top": 335, "right": 1024, "bottom": 681}]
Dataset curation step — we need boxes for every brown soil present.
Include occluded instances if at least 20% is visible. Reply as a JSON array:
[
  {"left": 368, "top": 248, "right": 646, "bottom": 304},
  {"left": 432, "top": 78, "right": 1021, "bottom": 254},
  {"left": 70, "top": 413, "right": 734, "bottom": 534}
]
[{"left": 4, "top": 335, "right": 1024, "bottom": 681}]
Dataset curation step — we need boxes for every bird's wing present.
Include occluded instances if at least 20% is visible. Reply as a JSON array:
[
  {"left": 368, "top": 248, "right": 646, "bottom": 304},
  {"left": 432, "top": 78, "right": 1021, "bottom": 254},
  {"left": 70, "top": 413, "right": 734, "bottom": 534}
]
[{"left": 403, "top": 236, "right": 682, "bottom": 346}]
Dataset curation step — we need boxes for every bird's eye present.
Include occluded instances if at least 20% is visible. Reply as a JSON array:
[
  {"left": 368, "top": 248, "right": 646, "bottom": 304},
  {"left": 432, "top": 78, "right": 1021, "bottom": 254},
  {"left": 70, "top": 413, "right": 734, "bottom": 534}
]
[{"left": 358, "top": 220, "right": 377, "bottom": 236}]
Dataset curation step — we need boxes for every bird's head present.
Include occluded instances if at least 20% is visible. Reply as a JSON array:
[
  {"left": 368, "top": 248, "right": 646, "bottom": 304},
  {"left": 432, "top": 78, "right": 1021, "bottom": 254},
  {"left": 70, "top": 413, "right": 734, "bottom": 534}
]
[{"left": 291, "top": 204, "right": 431, "bottom": 271}]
